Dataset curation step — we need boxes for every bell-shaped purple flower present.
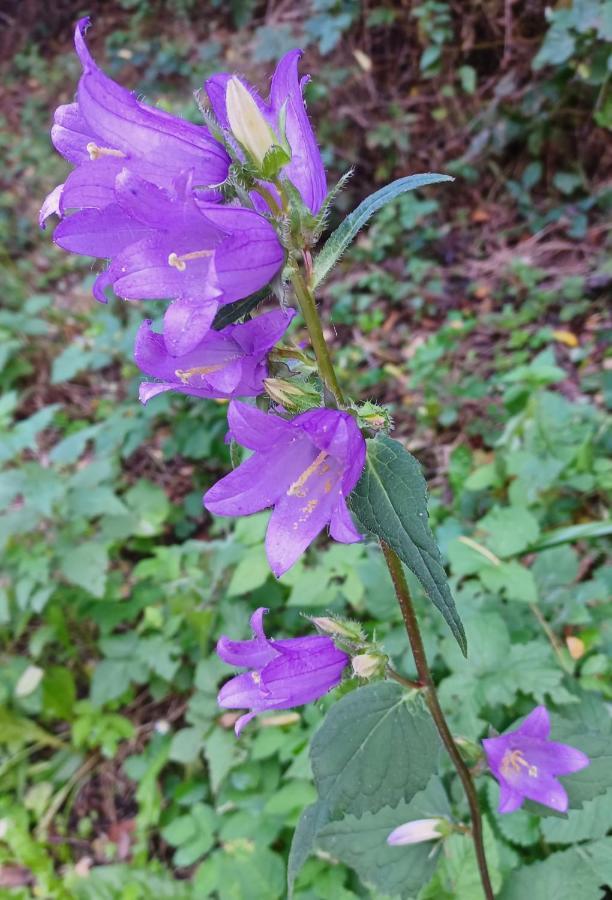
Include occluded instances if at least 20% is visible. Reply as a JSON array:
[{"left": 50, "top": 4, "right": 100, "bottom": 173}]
[
  {"left": 52, "top": 169, "right": 285, "bottom": 353},
  {"left": 134, "top": 308, "right": 294, "bottom": 403},
  {"left": 483, "top": 706, "right": 589, "bottom": 814},
  {"left": 204, "top": 402, "right": 366, "bottom": 577},
  {"left": 206, "top": 51, "right": 327, "bottom": 214},
  {"left": 216, "top": 607, "right": 349, "bottom": 735},
  {"left": 40, "top": 17, "right": 229, "bottom": 227}
]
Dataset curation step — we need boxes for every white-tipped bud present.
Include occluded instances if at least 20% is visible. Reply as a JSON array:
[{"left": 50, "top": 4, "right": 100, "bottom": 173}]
[
  {"left": 226, "top": 77, "right": 277, "bottom": 165},
  {"left": 351, "top": 652, "right": 386, "bottom": 679},
  {"left": 310, "top": 616, "right": 364, "bottom": 641},
  {"left": 387, "top": 818, "right": 445, "bottom": 846}
]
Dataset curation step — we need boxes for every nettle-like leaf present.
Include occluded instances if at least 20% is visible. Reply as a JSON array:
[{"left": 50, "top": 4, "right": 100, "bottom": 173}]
[
  {"left": 349, "top": 435, "right": 467, "bottom": 653},
  {"left": 288, "top": 682, "right": 441, "bottom": 894},
  {"left": 312, "top": 173, "right": 454, "bottom": 287},
  {"left": 317, "top": 777, "right": 449, "bottom": 898}
]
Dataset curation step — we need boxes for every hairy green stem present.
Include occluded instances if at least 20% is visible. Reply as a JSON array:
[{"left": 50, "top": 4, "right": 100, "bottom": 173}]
[
  {"left": 291, "top": 264, "right": 494, "bottom": 899},
  {"left": 290, "top": 269, "right": 344, "bottom": 407},
  {"left": 381, "top": 542, "right": 495, "bottom": 900}
]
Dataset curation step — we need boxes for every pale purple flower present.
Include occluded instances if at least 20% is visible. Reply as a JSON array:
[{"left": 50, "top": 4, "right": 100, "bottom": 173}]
[
  {"left": 483, "top": 706, "right": 590, "bottom": 814},
  {"left": 40, "top": 17, "right": 229, "bottom": 227},
  {"left": 216, "top": 607, "right": 349, "bottom": 735},
  {"left": 52, "top": 169, "right": 284, "bottom": 352},
  {"left": 206, "top": 51, "right": 327, "bottom": 214},
  {"left": 204, "top": 402, "right": 366, "bottom": 577},
  {"left": 134, "top": 308, "right": 294, "bottom": 403},
  {"left": 387, "top": 819, "right": 445, "bottom": 846}
]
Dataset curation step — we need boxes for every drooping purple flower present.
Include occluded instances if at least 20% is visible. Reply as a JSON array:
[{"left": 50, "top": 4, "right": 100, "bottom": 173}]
[
  {"left": 216, "top": 607, "right": 349, "bottom": 735},
  {"left": 52, "top": 169, "right": 285, "bottom": 352},
  {"left": 206, "top": 51, "right": 327, "bottom": 214},
  {"left": 40, "top": 17, "right": 229, "bottom": 226},
  {"left": 134, "top": 308, "right": 294, "bottom": 403},
  {"left": 482, "top": 706, "right": 590, "bottom": 814},
  {"left": 204, "top": 402, "right": 366, "bottom": 577}
]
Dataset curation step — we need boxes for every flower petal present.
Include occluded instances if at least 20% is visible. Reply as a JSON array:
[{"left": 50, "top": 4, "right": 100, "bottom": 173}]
[
  {"left": 268, "top": 49, "right": 327, "bottom": 213},
  {"left": 39, "top": 184, "right": 64, "bottom": 229},
  {"left": 515, "top": 705, "right": 550, "bottom": 740},
  {"left": 329, "top": 497, "right": 363, "bottom": 544},
  {"left": 163, "top": 295, "right": 220, "bottom": 356},
  {"left": 226, "top": 401, "right": 293, "bottom": 451},
  {"left": 265, "top": 456, "right": 340, "bottom": 577},
  {"left": 497, "top": 782, "right": 524, "bottom": 814},
  {"left": 54, "top": 204, "right": 151, "bottom": 258}
]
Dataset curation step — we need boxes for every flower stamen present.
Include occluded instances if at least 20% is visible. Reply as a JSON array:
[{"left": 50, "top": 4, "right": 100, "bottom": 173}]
[
  {"left": 175, "top": 364, "right": 225, "bottom": 384},
  {"left": 168, "top": 250, "right": 214, "bottom": 271},
  {"left": 287, "top": 450, "right": 329, "bottom": 497},
  {"left": 501, "top": 749, "right": 538, "bottom": 778},
  {"left": 86, "top": 142, "right": 127, "bottom": 161}
]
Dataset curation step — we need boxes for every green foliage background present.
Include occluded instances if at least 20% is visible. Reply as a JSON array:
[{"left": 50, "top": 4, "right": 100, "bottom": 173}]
[{"left": 0, "top": 0, "right": 610, "bottom": 896}]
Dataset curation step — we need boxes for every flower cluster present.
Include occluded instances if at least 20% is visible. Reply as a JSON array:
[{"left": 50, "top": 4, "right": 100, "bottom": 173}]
[{"left": 42, "top": 17, "right": 366, "bottom": 573}]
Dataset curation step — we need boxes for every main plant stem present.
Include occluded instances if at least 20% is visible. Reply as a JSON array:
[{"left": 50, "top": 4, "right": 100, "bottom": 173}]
[
  {"left": 291, "top": 269, "right": 344, "bottom": 407},
  {"left": 292, "top": 263, "right": 494, "bottom": 899},
  {"left": 381, "top": 543, "right": 495, "bottom": 900}
]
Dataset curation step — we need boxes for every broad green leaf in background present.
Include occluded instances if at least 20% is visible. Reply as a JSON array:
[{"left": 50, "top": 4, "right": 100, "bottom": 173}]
[
  {"left": 499, "top": 837, "right": 612, "bottom": 900},
  {"left": 310, "top": 682, "right": 440, "bottom": 818},
  {"left": 312, "top": 173, "right": 454, "bottom": 287},
  {"left": 288, "top": 682, "right": 440, "bottom": 893},
  {"left": 58, "top": 542, "right": 109, "bottom": 599},
  {"left": 349, "top": 435, "right": 466, "bottom": 653},
  {"left": 316, "top": 777, "right": 449, "bottom": 898}
]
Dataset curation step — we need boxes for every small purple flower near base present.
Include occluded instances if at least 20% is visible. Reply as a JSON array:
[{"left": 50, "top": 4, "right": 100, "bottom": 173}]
[
  {"left": 482, "top": 705, "right": 589, "bottom": 814},
  {"left": 204, "top": 402, "right": 366, "bottom": 577},
  {"left": 134, "top": 308, "right": 295, "bottom": 403},
  {"left": 216, "top": 607, "right": 349, "bottom": 735}
]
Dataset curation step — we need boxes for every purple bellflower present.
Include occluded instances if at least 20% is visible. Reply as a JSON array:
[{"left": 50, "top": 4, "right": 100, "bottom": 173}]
[
  {"left": 40, "top": 17, "right": 229, "bottom": 227},
  {"left": 216, "top": 607, "right": 349, "bottom": 735},
  {"left": 134, "top": 308, "right": 295, "bottom": 403},
  {"left": 483, "top": 705, "right": 589, "bottom": 814},
  {"left": 52, "top": 169, "right": 284, "bottom": 352},
  {"left": 204, "top": 402, "right": 366, "bottom": 577},
  {"left": 206, "top": 51, "right": 327, "bottom": 214}
]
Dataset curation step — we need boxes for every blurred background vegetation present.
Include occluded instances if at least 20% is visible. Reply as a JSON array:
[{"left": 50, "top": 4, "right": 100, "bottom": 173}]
[{"left": 0, "top": 0, "right": 610, "bottom": 897}]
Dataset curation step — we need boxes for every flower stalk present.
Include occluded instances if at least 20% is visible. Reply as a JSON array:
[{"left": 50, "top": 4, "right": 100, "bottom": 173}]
[
  {"left": 380, "top": 541, "right": 495, "bottom": 900},
  {"left": 292, "top": 262, "right": 495, "bottom": 900}
]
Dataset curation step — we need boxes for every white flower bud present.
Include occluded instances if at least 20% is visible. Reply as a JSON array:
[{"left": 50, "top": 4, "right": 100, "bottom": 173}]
[
  {"left": 387, "top": 818, "right": 445, "bottom": 846},
  {"left": 351, "top": 653, "right": 385, "bottom": 679},
  {"left": 226, "top": 77, "right": 277, "bottom": 165}
]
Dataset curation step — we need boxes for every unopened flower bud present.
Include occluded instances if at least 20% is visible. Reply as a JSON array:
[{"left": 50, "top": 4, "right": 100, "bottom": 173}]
[
  {"left": 310, "top": 616, "right": 365, "bottom": 641},
  {"left": 352, "top": 652, "right": 386, "bottom": 679},
  {"left": 356, "top": 401, "right": 393, "bottom": 432},
  {"left": 264, "top": 378, "right": 320, "bottom": 413},
  {"left": 226, "top": 77, "right": 277, "bottom": 165},
  {"left": 387, "top": 818, "right": 445, "bottom": 846}
]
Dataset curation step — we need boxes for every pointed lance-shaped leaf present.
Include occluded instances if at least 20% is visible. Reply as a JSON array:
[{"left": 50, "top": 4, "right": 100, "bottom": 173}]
[{"left": 312, "top": 172, "right": 454, "bottom": 288}]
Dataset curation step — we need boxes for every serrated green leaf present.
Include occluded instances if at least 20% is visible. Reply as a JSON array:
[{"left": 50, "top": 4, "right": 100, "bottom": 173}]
[
  {"left": 58, "top": 542, "right": 109, "bottom": 598},
  {"left": 499, "top": 837, "right": 612, "bottom": 900},
  {"left": 541, "top": 786, "right": 612, "bottom": 844},
  {"left": 312, "top": 173, "right": 454, "bottom": 287},
  {"left": 316, "top": 777, "right": 449, "bottom": 897},
  {"left": 289, "top": 683, "right": 440, "bottom": 894},
  {"left": 310, "top": 682, "right": 440, "bottom": 819},
  {"left": 349, "top": 435, "right": 466, "bottom": 652}
]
